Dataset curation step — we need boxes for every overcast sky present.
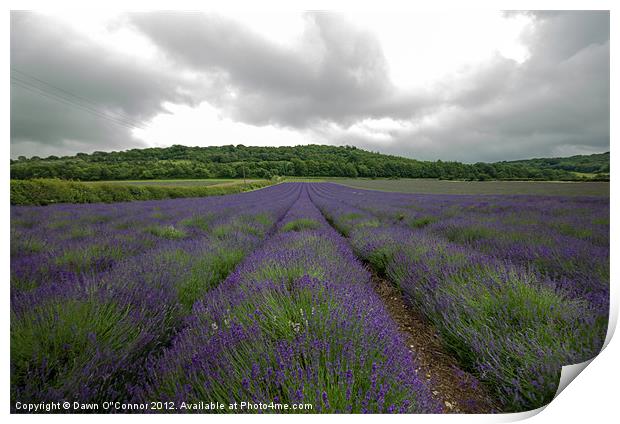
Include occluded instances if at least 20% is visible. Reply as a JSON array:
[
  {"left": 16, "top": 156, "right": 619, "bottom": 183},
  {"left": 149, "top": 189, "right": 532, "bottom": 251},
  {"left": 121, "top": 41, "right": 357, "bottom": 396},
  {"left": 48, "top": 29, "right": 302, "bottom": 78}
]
[{"left": 10, "top": 10, "right": 609, "bottom": 162}]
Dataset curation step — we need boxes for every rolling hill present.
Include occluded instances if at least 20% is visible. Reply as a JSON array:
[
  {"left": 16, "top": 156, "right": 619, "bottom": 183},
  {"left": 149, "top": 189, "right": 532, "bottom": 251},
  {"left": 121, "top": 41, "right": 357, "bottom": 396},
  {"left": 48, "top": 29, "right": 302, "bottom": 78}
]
[
  {"left": 10, "top": 144, "right": 609, "bottom": 181},
  {"left": 499, "top": 152, "right": 609, "bottom": 174}
]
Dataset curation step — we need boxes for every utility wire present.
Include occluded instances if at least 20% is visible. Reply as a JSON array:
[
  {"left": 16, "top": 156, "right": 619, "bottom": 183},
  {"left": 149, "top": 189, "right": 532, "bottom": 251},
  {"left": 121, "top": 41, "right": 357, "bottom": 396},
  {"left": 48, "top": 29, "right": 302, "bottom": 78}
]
[
  {"left": 11, "top": 77, "right": 142, "bottom": 131},
  {"left": 10, "top": 68, "right": 146, "bottom": 129},
  {"left": 11, "top": 67, "right": 144, "bottom": 128},
  {"left": 10, "top": 74, "right": 146, "bottom": 130},
  {"left": 10, "top": 78, "right": 141, "bottom": 131},
  {"left": 10, "top": 68, "right": 149, "bottom": 131}
]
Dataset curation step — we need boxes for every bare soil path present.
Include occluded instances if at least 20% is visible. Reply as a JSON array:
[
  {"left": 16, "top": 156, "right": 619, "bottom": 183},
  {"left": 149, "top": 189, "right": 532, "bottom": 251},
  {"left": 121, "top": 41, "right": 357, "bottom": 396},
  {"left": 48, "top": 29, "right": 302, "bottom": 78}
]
[
  {"left": 308, "top": 188, "right": 499, "bottom": 413},
  {"left": 371, "top": 273, "right": 498, "bottom": 413}
]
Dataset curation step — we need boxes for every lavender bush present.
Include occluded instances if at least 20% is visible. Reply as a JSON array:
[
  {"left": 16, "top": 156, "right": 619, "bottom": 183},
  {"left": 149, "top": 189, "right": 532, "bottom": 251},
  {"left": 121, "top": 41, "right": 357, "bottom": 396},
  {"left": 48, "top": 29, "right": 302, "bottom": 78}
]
[
  {"left": 140, "top": 187, "right": 439, "bottom": 413},
  {"left": 309, "top": 183, "right": 608, "bottom": 411},
  {"left": 11, "top": 184, "right": 299, "bottom": 408},
  {"left": 11, "top": 181, "right": 608, "bottom": 413}
]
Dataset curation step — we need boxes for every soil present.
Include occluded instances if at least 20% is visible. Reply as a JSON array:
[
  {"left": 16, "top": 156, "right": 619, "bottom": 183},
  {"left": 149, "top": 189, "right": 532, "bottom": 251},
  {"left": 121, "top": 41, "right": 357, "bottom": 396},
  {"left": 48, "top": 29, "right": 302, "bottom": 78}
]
[{"left": 371, "top": 273, "right": 499, "bottom": 414}]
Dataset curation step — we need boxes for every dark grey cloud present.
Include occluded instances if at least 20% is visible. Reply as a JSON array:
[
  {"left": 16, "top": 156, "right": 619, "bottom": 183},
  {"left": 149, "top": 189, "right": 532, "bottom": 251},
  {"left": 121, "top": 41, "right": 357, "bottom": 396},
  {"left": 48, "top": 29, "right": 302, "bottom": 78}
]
[
  {"left": 129, "top": 10, "right": 610, "bottom": 162},
  {"left": 129, "top": 11, "right": 434, "bottom": 128},
  {"left": 338, "top": 11, "right": 609, "bottom": 162},
  {"left": 11, "top": 10, "right": 609, "bottom": 162},
  {"left": 10, "top": 11, "right": 206, "bottom": 157}
]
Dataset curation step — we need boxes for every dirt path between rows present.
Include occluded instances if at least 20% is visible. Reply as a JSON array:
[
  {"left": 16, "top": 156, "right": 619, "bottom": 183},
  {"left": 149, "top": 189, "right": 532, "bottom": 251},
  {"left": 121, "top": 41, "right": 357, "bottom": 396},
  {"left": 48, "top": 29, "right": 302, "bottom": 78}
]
[
  {"left": 370, "top": 273, "right": 499, "bottom": 414},
  {"left": 307, "top": 188, "right": 499, "bottom": 413}
]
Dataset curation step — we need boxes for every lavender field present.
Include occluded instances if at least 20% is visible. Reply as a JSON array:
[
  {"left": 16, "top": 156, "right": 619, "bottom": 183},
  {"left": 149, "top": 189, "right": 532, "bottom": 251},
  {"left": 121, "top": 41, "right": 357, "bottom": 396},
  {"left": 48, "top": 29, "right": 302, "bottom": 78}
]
[{"left": 11, "top": 182, "right": 609, "bottom": 413}]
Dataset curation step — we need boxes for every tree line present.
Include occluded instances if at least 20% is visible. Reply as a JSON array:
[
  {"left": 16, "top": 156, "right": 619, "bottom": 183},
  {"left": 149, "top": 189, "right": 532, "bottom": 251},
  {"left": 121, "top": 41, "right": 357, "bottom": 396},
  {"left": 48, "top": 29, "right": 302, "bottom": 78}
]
[
  {"left": 500, "top": 151, "right": 609, "bottom": 174},
  {"left": 10, "top": 144, "right": 608, "bottom": 181}
]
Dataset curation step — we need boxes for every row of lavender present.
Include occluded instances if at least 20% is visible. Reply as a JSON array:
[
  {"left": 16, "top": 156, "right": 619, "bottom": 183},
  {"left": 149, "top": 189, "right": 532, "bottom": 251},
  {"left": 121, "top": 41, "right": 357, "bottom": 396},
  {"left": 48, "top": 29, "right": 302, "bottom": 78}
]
[
  {"left": 11, "top": 184, "right": 300, "bottom": 408},
  {"left": 138, "top": 185, "right": 440, "bottom": 413},
  {"left": 12, "top": 184, "right": 296, "bottom": 296},
  {"left": 311, "top": 183, "right": 609, "bottom": 309},
  {"left": 308, "top": 183, "right": 608, "bottom": 412}
]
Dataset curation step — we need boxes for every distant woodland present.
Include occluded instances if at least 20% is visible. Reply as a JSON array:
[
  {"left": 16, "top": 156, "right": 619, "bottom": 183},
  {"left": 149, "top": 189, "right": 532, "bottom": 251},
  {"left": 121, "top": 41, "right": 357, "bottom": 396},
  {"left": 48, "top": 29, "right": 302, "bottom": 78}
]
[{"left": 10, "top": 145, "right": 609, "bottom": 181}]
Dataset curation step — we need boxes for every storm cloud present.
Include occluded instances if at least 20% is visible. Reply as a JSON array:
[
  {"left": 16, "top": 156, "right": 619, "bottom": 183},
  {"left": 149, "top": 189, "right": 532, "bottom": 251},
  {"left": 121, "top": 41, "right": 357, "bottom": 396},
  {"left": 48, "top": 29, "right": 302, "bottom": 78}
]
[
  {"left": 129, "top": 12, "right": 437, "bottom": 127},
  {"left": 10, "top": 11, "right": 206, "bottom": 157},
  {"left": 10, "top": 10, "right": 609, "bottom": 162}
]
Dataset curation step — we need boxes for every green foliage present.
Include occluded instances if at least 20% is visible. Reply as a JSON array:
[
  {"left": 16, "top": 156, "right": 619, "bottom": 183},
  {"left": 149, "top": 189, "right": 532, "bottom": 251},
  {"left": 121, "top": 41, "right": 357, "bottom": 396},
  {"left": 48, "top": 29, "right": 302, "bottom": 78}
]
[
  {"left": 212, "top": 214, "right": 273, "bottom": 239},
  {"left": 442, "top": 225, "right": 498, "bottom": 244},
  {"left": 251, "top": 213, "right": 272, "bottom": 227},
  {"left": 10, "top": 179, "right": 273, "bottom": 206},
  {"left": 179, "top": 214, "right": 213, "bottom": 231},
  {"left": 54, "top": 245, "right": 124, "bottom": 274},
  {"left": 79, "top": 214, "right": 113, "bottom": 225},
  {"left": 341, "top": 212, "right": 364, "bottom": 221},
  {"left": 10, "top": 144, "right": 601, "bottom": 182},
  {"left": 281, "top": 218, "right": 321, "bottom": 232},
  {"left": 11, "top": 298, "right": 141, "bottom": 399},
  {"left": 213, "top": 223, "right": 257, "bottom": 239},
  {"left": 225, "top": 286, "right": 319, "bottom": 341},
  {"left": 10, "top": 233, "right": 45, "bottom": 256},
  {"left": 409, "top": 216, "right": 437, "bottom": 228},
  {"left": 501, "top": 151, "right": 610, "bottom": 174},
  {"left": 366, "top": 245, "right": 397, "bottom": 276},
  {"left": 67, "top": 226, "right": 96, "bottom": 240},
  {"left": 552, "top": 222, "right": 593, "bottom": 240},
  {"left": 177, "top": 248, "right": 246, "bottom": 309},
  {"left": 146, "top": 225, "right": 187, "bottom": 240},
  {"left": 248, "top": 262, "right": 326, "bottom": 289},
  {"left": 436, "top": 267, "right": 602, "bottom": 410}
]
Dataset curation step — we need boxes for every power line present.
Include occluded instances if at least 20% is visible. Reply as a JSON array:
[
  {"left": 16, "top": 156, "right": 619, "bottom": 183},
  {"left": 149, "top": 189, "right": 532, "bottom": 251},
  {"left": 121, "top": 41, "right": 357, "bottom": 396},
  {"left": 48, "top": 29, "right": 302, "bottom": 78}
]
[
  {"left": 10, "top": 68, "right": 150, "bottom": 131},
  {"left": 11, "top": 67, "right": 144, "bottom": 127},
  {"left": 10, "top": 78, "right": 141, "bottom": 131},
  {"left": 11, "top": 77, "right": 143, "bottom": 131},
  {"left": 10, "top": 68, "right": 147, "bottom": 129},
  {"left": 11, "top": 77, "right": 141, "bottom": 130}
]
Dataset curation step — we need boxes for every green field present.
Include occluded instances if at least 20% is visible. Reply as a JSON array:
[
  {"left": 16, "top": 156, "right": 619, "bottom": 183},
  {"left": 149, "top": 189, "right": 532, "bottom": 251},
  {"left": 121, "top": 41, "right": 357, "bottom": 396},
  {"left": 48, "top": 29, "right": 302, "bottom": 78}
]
[
  {"left": 11, "top": 177, "right": 610, "bottom": 206},
  {"left": 82, "top": 178, "right": 260, "bottom": 187},
  {"left": 10, "top": 178, "right": 273, "bottom": 205},
  {"left": 326, "top": 178, "right": 610, "bottom": 197}
]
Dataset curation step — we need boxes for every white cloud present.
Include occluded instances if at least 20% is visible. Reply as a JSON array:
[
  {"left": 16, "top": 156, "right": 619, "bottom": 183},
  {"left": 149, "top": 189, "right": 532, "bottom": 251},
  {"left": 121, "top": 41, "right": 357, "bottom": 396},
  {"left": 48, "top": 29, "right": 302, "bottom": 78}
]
[
  {"left": 348, "top": 11, "right": 532, "bottom": 89},
  {"left": 35, "top": 11, "right": 161, "bottom": 62},
  {"left": 133, "top": 101, "right": 317, "bottom": 148},
  {"left": 11, "top": 10, "right": 609, "bottom": 162}
]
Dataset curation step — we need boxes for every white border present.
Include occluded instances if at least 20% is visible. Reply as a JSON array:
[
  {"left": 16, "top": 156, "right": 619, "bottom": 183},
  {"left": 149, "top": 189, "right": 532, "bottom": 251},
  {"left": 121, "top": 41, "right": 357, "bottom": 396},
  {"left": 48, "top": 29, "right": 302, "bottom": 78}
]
[{"left": 3, "top": 1, "right": 616, "bottom": 422}]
